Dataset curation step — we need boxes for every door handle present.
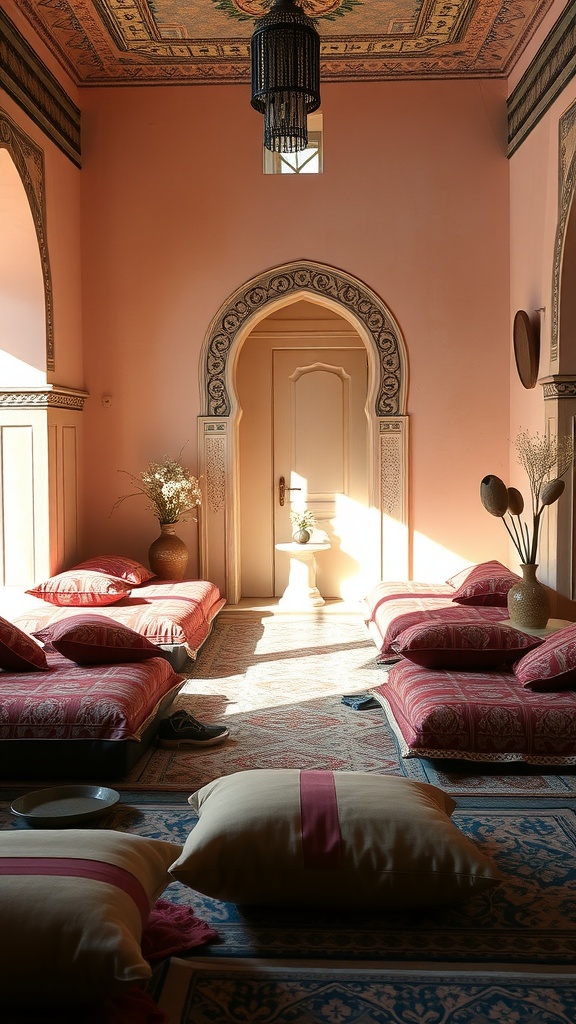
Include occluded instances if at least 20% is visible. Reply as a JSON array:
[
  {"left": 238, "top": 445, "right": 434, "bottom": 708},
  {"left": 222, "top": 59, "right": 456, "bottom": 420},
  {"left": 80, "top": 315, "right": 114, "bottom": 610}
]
[{"left": 279, "top": 476, "right": 302, "bottom": 506}]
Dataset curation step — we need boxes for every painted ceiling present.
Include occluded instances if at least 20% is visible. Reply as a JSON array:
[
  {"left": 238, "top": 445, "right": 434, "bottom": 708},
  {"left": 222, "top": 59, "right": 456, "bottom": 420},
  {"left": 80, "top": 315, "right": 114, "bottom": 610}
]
[{"left": 14, "top": 0, "right": 554, "bottom": 86}]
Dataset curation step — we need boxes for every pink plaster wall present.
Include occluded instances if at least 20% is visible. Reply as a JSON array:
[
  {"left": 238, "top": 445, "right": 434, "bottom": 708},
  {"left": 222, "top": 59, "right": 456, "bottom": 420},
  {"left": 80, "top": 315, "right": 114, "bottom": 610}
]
[{"left": 77, "top": 78, "right": 511, "bottom": 581}]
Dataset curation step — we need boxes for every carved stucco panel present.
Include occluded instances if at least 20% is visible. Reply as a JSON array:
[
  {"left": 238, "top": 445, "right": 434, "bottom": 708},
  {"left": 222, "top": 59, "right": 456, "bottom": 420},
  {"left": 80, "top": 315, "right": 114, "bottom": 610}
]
[{"left": 205, "top": 433, "right": 226, "bottom": 517}]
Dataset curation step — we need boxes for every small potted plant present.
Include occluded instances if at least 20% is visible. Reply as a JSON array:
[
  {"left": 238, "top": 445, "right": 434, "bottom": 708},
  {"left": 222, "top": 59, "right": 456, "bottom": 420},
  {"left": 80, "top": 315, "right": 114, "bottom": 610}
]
[{"left": 289, "top": 509, "right": 316, "bottom": 544}]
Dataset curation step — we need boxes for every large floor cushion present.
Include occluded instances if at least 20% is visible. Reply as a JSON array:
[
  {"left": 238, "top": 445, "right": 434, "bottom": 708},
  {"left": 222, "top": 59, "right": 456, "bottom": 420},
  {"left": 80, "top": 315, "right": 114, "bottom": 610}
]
[
  {"left": 372, "top": 660, "right": 576, "bottom": 764},
  {"left": 169, "top": 770, "right": 501, "bottom": 908}
]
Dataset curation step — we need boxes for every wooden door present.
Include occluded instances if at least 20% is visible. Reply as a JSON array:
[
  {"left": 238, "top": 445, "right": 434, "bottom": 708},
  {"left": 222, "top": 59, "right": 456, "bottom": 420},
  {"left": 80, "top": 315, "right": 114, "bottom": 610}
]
[{"left": 273, "top": 347, "right": 370, "bottom": 600}]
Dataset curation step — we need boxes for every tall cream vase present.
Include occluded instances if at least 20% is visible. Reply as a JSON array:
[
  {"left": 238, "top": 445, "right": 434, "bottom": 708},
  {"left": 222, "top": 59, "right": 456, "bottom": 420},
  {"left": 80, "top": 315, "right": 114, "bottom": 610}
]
[
  {"left": 506, "top": 564, "right": 550, "bottom": 630},
  {"left": 148, "top": 523, "right": 188, "bottom": 580}
]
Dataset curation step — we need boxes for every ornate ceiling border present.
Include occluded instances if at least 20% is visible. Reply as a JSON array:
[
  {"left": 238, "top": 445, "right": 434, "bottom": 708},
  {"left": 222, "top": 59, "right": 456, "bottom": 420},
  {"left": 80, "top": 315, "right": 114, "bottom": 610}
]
[
  {"left": 7, "top": 0, "right": 558, "bottom": 86},
  {"left": 0, "top": 109, "right": 55, "bottom": 373},
  {"left": 507, "top": 2, "right": 576, "bottom": 157},
  {"left": 0, "top": 10, "right": 81, "bottom": 166}
]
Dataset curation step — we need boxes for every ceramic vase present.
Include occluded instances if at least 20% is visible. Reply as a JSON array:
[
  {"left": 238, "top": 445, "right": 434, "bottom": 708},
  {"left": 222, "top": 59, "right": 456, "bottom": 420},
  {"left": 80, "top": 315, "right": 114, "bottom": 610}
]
[
  {"left": 294, "top": 529, "right": 310, "bottom": 544},
  {"left": 148, "top": 523, "right": 188, "bottom": 580},
  {"left": 507, "top": 563, "right": 550, "bottom": 630}
]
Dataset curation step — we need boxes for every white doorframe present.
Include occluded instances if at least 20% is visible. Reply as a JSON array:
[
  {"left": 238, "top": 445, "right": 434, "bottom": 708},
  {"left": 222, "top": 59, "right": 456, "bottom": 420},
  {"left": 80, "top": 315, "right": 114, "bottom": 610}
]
[{"left": 198, "top": 261, "right": 409, "bottom": 603}]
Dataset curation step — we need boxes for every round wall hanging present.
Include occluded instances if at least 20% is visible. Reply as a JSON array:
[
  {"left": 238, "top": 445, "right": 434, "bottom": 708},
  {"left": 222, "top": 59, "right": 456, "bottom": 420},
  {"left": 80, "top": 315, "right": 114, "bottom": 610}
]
[{"left": 513, "top": 310, "right": 540, "bottom": 389}]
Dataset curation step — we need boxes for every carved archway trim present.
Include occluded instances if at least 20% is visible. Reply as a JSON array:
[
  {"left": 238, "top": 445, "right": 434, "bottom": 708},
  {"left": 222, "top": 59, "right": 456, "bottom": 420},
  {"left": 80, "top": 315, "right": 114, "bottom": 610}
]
[
  {"left": 198, "top": 261, "right": 410, "bottom": 602},
  {"left": 0, "top": 108, "right": 54, "bottom": 372},
  {"left": 544, "top": 106, "right": 576, "bottom": 604},
  {"left": 551, "top": 99, "right": 576, "bottom": 365},
  {"left": 201, "top": 261, "right": 408, "bottom": 418}
]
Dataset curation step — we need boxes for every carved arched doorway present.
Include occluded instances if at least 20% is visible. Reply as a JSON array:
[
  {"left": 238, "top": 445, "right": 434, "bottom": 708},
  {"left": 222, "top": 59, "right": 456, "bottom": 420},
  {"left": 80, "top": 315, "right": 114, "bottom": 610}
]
[{"left": 197, "top": 261, "right": 409, "bottom": 604}]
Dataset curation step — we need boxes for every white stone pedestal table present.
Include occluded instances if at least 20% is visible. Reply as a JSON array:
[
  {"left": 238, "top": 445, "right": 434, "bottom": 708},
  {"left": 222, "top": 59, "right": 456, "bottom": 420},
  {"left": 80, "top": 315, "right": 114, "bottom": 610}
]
[{"left": 275, "top": 542, "right": 331, "bottom": 609}]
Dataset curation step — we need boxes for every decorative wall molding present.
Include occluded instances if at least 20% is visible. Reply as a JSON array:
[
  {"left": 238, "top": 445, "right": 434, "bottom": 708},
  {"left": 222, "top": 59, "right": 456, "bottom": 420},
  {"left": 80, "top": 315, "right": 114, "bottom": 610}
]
[
  {"left": 550, "top": 99, "right": 576, "bottom": 364},
  {"left": 541, "top": 374, "right": 576, "bottom": 399},
  {"left": 0, "top": 386, "right": 89, "bottom": 410},
  {"left": 0, "top": 10, "right": 81, "bottom": 166},
  {"left": 0, "top": 396, "right": 84, "bottom": 585},
  {"left": 507, "top": 2, "right": 576, "bottom": 157},
  {"left": 202, "top": 261, "right": 408, "bottom": 418},
  {"left": 0, "top": 110, "right": 55, "bottom": 373}
]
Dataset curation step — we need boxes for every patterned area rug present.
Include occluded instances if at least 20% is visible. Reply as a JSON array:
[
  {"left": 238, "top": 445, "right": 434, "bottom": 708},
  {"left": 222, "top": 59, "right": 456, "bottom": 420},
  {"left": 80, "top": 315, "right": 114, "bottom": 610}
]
[
  {"left": 119, "top": 612, "right": 576, "bottom": 798},
  {"left": 2, "top": 791, "right": 576, "bottom": 1021},
  {"left": 3, "top": 792, "right": 574, "bottom": 967},
  {"left": 153, "top": 958, "right": 576, "bottom": 1024}
]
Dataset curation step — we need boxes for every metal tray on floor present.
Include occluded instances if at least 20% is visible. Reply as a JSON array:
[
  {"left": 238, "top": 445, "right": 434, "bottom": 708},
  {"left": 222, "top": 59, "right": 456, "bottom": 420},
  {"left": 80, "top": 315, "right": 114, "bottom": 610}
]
[{"left": 10, "top": 784, "right": 119, "bottom": 827}]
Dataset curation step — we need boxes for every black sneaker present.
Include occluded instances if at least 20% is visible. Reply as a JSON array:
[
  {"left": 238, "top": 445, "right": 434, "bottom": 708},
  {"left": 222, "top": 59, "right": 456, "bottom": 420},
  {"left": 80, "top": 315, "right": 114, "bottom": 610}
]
[{"left": 157, "top": 710, "right": 230, "bottom": 749}]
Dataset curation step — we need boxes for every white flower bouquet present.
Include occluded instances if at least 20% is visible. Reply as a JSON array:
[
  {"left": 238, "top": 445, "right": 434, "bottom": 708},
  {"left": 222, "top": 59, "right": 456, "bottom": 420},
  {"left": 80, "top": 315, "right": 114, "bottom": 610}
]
[{"left": 114, "top": 452, "right": 202, "bottom": 525}]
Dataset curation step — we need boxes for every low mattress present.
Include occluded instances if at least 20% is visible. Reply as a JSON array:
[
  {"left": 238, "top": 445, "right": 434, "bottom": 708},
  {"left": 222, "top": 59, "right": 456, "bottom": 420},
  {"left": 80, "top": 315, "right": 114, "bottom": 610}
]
[
  {"left": 373, "top": 659, "right": 576, "bottom": 765},
  {"left": 0, "top": 652, "right": 183, "bottom": 779},
  {"left": 0, "top": 651, "right": 182, "bottom": 742},
  {"left": 365, "top": 582, "right": 505, "bottom": 661},
  {"left": 13, "top": 579, "right": 225, "bottom": 664}
]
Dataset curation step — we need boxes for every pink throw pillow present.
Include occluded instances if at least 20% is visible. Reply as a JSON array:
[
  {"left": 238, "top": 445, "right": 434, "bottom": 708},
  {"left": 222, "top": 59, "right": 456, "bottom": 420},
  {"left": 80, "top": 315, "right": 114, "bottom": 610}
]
[
  {"left": 514, "top": 623, "right": 576, "bottom": 691},
  {"left": 34, "top": 614, "right": 160, "bottom": 665},
  {"left": 0, "top": 616, "right": 48, "bottom": 671},
  {"left": 391, "top": 621, "right": 542, "bottom": 670},
  {"left": 446, "top": 561, "right": 520, "bottom": 607},
  {"left": 72, "top": 555, "right": 155, "bottom": 586},
  {"left": 26, "top": 570, "right": 132, "bottom": 607}
]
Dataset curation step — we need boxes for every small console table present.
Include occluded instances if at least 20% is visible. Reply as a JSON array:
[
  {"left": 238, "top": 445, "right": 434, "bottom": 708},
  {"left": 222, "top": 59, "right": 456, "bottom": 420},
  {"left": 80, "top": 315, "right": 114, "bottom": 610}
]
[
  {"left": 275, "top": 542, "right": 331, "bottom": 610},
  {"left": 499, "top": 617, "right": 574, "bottom": 637}
]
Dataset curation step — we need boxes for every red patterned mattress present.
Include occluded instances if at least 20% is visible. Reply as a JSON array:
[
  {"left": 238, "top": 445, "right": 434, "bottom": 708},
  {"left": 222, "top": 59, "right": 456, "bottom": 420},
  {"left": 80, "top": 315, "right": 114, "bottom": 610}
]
[
  {"left": 0, "top": 652, "right": 183, "bottom": 779},
  {"left": 365, "top": 581, "right": 505, "bottom": 661},
  {"left": 0, "top": 651, "right": 182, "bottom": 742},
  {"left": 372, "top": 660, "right": 576, "bottom": 765},
  {"left": 13, "top": 579, "right": 225, "bottom": 667}
]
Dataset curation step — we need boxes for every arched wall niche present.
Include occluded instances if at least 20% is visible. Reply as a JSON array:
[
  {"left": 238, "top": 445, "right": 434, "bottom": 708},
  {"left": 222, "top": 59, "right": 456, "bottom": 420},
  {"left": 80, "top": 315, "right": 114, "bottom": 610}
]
[
  {"left": 0, "top": 109, "right": 54, "bottom": 371},
  {"left": 197, "top": 260, "right": 410, "bottom": 603}
]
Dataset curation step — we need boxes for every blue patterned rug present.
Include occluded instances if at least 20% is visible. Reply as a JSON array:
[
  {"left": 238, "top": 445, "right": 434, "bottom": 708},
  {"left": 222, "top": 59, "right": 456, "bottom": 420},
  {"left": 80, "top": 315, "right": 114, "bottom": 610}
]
[
  {"left": 2, "top": 792, "right": 574, "bottom": 967},
  {"left": 2, "top": 791, "right": 576, "bottom": 1022},
  {"left": 151, "top": 958, "right": 576, "bottom": 1024}
]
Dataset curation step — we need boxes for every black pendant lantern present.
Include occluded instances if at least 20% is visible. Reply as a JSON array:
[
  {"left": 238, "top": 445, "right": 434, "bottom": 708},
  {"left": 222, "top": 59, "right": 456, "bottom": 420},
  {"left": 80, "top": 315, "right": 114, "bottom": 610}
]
[{"left": 251, "top": 0, "right": 321, "bottom": 154}]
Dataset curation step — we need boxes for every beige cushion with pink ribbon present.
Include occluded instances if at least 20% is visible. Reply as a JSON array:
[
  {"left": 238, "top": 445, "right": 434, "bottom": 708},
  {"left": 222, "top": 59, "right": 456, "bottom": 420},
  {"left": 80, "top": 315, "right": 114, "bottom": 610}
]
[
  {"left": 169, "top": 769, "right": 501, "bottom": 908},
  {"left": 0, "top": 829, "right": 181, "bottom": 998}
]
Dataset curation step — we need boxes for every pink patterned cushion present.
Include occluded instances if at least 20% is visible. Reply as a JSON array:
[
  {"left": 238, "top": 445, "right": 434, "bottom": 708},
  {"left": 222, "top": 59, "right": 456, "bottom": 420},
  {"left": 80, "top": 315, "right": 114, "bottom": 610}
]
[
  {"left": 0, "top": 616, "right": 48, "bottom": 672},
  {"left": 26, "top": 570, "right": 132, "bottom": 607},
  {"left": 34, "top": 614, "right": 160, "bottom": 665},
  {"left": 514, "top": 623, "right": 576, "bottom": 691},
  {"left": 391, "top": 621, "right": 542, "bottom": 670},
  {"left": 72, "top": 555, "right": 155, "bottom": 586},
  {"left": 446, "top": 561, "right": 520, "bottom": 606}
]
